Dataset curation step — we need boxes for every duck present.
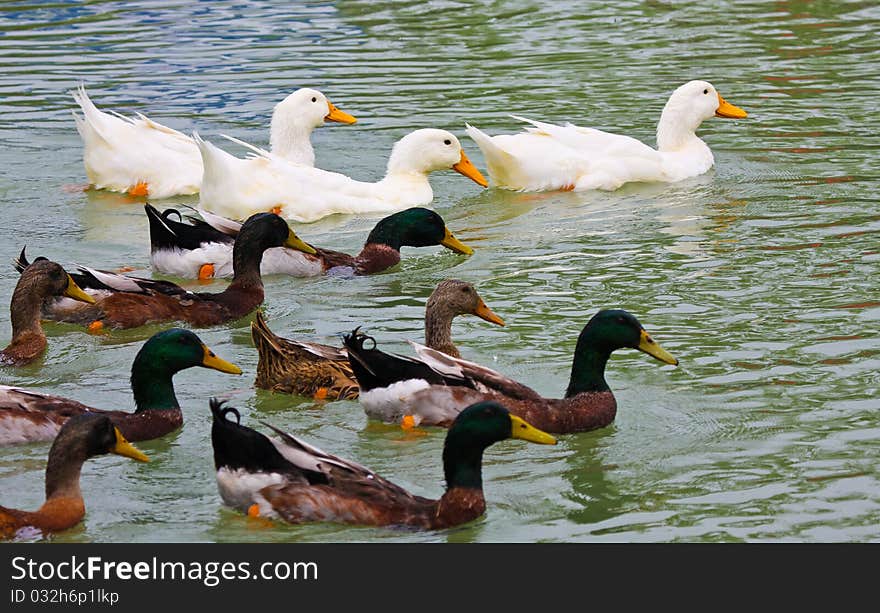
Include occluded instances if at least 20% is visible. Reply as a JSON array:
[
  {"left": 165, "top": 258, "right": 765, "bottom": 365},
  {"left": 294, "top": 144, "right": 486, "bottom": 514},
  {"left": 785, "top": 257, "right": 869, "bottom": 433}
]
[
  {"left": 342, "top": 309, "right": 679, "bottom": 434},
  {"left": 145, "top": 204, "right": 474, "bottom": 280},
  {"left": 209, "top": 398, "right": 555, "bottom": 529},
  {"left": 1, "top": 413, "right": 148, "bottom": 539},
  {"left": 251, "top": 279, "right": 506, "bottom": 399},
  {"left": 72, "top": 86, "right": 356, "bottom": 199},
  {"left": 0, "top": 259, "right": 96, "bottom": 366},
  {"left": 196, "top": 128, "right": 488, "bottom": 223},
  {"left": 465, "top": 80, "right": 747, "bottom": 192},
  {"left": 15, "top": 213, "right": 316, "bottom": 330},
  {"left": 0, "top": 328, "right": 241, "bottom": 445}
]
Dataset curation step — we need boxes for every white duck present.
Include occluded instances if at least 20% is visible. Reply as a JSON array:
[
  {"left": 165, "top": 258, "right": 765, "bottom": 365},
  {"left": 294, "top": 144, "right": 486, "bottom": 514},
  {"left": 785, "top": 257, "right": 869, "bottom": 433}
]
[
  {"left": 465, "top": 80, "right": 747, "bottom": 192},
  {"left": 196, "top": 128, "right": 489, "bottom": 223},
  {"left": 71, "top": 86, "right": 357, "bottom": 199}
]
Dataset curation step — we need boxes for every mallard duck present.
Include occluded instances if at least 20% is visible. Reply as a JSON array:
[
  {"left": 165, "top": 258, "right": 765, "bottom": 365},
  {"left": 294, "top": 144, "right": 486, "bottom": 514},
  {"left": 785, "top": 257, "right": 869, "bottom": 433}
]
[
  {"left": 251, "top": 279, "right": 505, "bottom": 399},
  {"left": 0, "top": 259, "right": 95, "bottom": 366},
  {"left": 146, "top": 204, "right": 473, "bottom": 279},
  {"left": 465, "top": 80, "right": 747, "bottom": 192},
  {"left": 342, "top": 309, "right": 679, "bottom": 434},
  {"left": 72, "top": 86, "right": 356, "bottom": 198},
  {"left": 196, "top": 128, "right": 488, "bottom": 223},
  {"left": 1, "top": 413, "right": 148, "bottom": 539},
  {"left": 16, "top": 213, "right": 315, "bottom": 330},
  {"left": 210, "top": 398, "right": 555, "bottom": 529},
  {"left": 0, "top": 328, "right": 240, "bottom": 445}
]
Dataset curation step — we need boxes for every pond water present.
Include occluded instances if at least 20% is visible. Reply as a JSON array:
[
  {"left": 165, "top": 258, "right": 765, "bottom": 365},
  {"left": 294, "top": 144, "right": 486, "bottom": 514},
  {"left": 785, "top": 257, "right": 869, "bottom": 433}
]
[{"left": 0, "top": 0, "right": 877, "bottom": 542}]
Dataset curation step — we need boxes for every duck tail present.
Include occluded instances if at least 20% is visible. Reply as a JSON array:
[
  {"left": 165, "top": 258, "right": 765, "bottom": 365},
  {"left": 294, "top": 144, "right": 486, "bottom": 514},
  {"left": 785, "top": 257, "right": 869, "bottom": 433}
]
[
  {"left": 251, "top": 310, "right": 286, "bottom": 357},
  {"left": 70, "top": 84, "right": 115, "bottom": 143},
  {"left": 209, "top": 398, "right": 241, "bottom": 425},
  {"left": 341, "top": 327, "right": 377, "bottom": 378},
  {"left": 13, "top": 246, "right": 30, "bottom": 274},
  {"left": 465, "top": 122, "right": 519, "bottom": 188},
  {"left": 144, "top": 203, "right": 180, "bottom": 252}
]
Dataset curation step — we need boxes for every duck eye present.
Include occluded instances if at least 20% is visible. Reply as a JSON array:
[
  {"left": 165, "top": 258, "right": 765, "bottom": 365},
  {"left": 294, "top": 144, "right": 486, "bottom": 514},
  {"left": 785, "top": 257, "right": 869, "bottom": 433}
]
[
  {"left": 311, "top": 97, "right": 317, "bottom": 103},
  {"left": 703, "top": 89, "right": 708, "bottom": 95},
  {"left": 443, "top": 139, "right": 451, "bottom": 145}
]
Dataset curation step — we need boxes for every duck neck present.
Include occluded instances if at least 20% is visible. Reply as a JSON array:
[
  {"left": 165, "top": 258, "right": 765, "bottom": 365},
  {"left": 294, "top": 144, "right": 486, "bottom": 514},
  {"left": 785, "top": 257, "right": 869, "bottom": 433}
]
[
  {"left": 130, "top": 356, "right": 180, "bottom": 413},
  {"left": 44, "top": 454, "right": 84, "bottom": 501},
  {"left": 565, "top": 329, "right": 613, "bottom": 397},
  {"left": 656, "top": 110, "right": 703, "bottom": 152},
  {"left": 230, "top": 241, "right": 265, "bottom": 291},
  {"left": 9, "top": 284, "right": 44, "bottom": 342},
  {"left": 424, "top": 304, "right": 460, "bottom": 358},
  {"left": 269, "top": 118, "right": 315, "bottom": 166},
  {"left": 442, "top": 432, "right": 486, "bottom": 491}
]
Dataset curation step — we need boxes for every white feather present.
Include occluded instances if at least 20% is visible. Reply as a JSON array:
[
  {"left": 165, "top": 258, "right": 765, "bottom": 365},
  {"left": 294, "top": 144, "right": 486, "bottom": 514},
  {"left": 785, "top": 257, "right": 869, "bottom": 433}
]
[
  {"left": 197, "top": 128, "right": 484, "bottom": 223},
  {"left": 466, "top": 80, "right": 745, "bottom": 192},
  {"left": 72, "top": 86, "right": 350, "bottom": 198},
  {"left": 359, "top": 379, "right": 432, "bottom": 423},
  {"left": 215, "top": 467, "right": 285, "bottom": 514},
  {"left": 150, "top": 244, "right": 323, "bottom": 278}
]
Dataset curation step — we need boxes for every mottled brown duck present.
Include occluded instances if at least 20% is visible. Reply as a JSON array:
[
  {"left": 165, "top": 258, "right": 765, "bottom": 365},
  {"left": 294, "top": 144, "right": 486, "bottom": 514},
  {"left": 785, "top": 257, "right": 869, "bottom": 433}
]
[{"left": 251, "top": 280, "right": 505, "bottom": 400}]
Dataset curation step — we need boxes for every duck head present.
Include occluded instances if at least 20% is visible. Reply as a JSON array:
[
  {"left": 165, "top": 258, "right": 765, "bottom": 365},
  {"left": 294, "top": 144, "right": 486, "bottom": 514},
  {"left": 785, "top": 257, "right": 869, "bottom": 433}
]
[
  {"left": 443, "top": 401, "right": 556, "bottom": 489},
  {"left": 386, "top": 129, "right": 488, "bottom": 187},
  {"left": 365, "top": 207, "right": 474, "bottom": 255},
  {"left": 427, "top": 280, "right": 505, "bottom": 326},
  {"left": 657, "top": 80, "right": 747, "bottom": 151}
]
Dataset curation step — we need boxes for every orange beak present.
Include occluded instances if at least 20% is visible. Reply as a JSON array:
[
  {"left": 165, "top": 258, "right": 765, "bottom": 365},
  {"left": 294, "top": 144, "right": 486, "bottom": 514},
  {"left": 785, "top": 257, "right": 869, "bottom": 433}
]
[
  {"left": 715, "top": 93, "right": 747, "bottom": 119},
  {"left": 325, "top": 100, "right": 357, "bottom": 124},
  {"left": 452, "top": 150, "right": 489, "bottom": 188},
  {"left": 473, "top": 299, "right": 505, "bottom": 327}
]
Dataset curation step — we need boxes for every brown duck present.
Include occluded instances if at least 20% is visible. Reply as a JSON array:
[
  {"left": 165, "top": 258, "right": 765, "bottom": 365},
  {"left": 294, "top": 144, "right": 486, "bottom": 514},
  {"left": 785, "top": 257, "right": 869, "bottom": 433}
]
[
  {"left": 1, "top": 413, "right": 148, "bottom": 539},
  {"left": 210, "top": 398, "right": 555, "bottom": 529},
  {"left": 16, "top": 212, "right": 315, "bottom": 330},
  {"left": 251, "top": 280, "right": 505, "bottom": 400},
  {"left": 0, "top": 259, "right": 95, "bottom": 366}
]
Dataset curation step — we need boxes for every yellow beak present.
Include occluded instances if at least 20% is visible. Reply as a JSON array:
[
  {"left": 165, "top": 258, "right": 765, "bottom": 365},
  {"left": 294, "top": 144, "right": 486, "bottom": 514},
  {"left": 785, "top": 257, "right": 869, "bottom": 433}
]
[
  {"left": 452, "top": 150, "right": 489, "bottom": 188},
  {"left": 473, "top": 299, "right": 505, "bottom": 327},
  {"left": 715, "top": 93, "right": 748, "bottom": 119},
  {"left": 509, "top": 414, "right": 557, "bottom": 445},
  {"left": 111, "top": 428, "right": 150, "bottom": 462},
  {"left": 324, "top": 100, "right": 357, "bottom": 124},
  {"left": 201, "top": 344, "right": 243, "bottom": 375},
  {"left": 637, "top": 329, "right": 679, "bottom": 365},
  {"left": 64, "top": 275, "right": 96, "bottom": 304},
  {"left": 285, "top": 228, "right": 318, "bottom": 255},
  {"left": 439, "top": 226, "right": 474, "bottom": 255}
]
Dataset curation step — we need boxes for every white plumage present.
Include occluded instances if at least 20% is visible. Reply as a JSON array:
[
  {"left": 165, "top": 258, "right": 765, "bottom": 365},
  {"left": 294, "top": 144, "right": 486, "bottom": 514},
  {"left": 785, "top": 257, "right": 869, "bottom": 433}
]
[
  {"left": 71, "top": 86, "right": 355, "bottom": 198},
  {"left": 465, "top": 80, "right": 747, "bottom": 192},
  {"left": 196, "top": 128, "right": 488, "bottom": 223}
]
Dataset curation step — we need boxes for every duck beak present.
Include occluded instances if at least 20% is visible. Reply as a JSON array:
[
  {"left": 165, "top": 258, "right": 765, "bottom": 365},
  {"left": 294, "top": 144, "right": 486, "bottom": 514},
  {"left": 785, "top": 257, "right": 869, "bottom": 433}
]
[
  {"left": 715, "top": 93, "right": 747, "bottom": 119},
  {"left": 325, "top": 100, "right": 357, "bottom": 124},
  {"left": 439, "top": 227, "right": 474, "bottom": 255},
  {"left": 111, "top": 428, "right": 150, "bottom": 462},
  {"left": 64, "top": 275, "right": 96, "bottom": 304},
  {"left": 637, "top": 329, "right": 679, "bottom": 365},
  {"left": 509, "top": 414, "right": 557, "bottom": 445},
  {"left": 452, "top": 150, "right": 489, "bottom": 188},
  {"left": 473, "top": 299, "right": 505, "bottom": 327},
  {"left": 284, "top": 228, "right": 318, "bottom": 255},
  {"left": 201, "top": 344, "right": 243, "bottom": 375}
]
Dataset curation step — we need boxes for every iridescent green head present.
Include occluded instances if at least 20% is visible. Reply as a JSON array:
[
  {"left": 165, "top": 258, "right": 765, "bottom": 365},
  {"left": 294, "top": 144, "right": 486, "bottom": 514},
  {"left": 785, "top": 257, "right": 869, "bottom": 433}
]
[
  {"left": 365, "top": 207, "right": 473, "bottom": 254},
  {"left": 566, "top": 309, "right": 678, "bottom": 397}
]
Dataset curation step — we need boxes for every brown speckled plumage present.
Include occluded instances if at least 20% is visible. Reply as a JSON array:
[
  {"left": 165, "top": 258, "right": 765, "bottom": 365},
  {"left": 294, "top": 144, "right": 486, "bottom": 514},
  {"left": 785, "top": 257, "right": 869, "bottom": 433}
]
[{"left": 252, "top": 280, "right": 503, "bottom": 400}]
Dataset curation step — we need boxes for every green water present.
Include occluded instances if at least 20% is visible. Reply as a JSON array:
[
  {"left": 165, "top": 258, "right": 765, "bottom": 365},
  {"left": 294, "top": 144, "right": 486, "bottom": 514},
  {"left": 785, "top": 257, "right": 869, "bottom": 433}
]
[{"left": 0, "top": 0, "right": 877, "bottom": 542}]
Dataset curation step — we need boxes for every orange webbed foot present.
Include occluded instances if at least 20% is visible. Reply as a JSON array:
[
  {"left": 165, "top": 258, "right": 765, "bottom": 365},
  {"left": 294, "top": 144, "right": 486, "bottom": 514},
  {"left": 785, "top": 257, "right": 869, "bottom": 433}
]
[
  {"left": 127, "top": 181, "right": 149, "bottom": 197},
  {"left": 198, "top": 263, "right": 215, "bottom": 281}
]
